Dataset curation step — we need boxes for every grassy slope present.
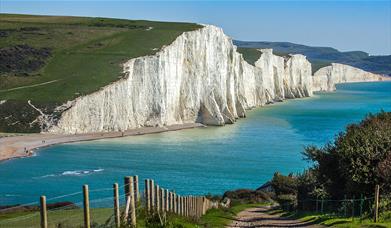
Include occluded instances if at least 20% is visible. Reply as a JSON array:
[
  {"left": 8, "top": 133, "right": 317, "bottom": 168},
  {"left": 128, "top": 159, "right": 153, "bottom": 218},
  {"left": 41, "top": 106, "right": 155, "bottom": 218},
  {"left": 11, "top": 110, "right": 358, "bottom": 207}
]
[
  {"left": 0, "top": 14, "right": 201, "bottom": 133},
  {"left": 236, "top": 47, "right": 263, "bottom": 66},
  {"left": 282, "top": 210, "right": 391, "bottom": 228},
  {"left": 0, "top": 203, "right": 267, "bottom": 227},
  {"left": 0, "top": 14, "right": 201, "bottom": 102},
  {"left": 236, "top": 46, "right": 330, "bottom": 74}
]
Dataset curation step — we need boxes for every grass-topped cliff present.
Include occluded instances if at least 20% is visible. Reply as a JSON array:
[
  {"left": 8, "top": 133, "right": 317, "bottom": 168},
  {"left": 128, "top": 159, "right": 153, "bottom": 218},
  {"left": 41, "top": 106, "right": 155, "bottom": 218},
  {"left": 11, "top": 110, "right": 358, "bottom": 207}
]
[
  {"left": 0, "top": 14, "right": 201, "bottom": 132},
  {"left": 235, "top": 40, "right": 391, "bottom": 75},
  {"left": 0, "top": 14, "right": 201, "bottom": 101}
]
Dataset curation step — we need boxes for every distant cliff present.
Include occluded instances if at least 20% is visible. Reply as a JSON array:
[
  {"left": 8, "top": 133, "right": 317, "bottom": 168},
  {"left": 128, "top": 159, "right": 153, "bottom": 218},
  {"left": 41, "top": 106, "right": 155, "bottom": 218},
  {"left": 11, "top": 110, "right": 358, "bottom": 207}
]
[
  {"left": 234, "top": 40, "right": 391, "bottom": 76},
  {"left": 312, "top": 63, "right": 387, "bottom": 91},
  {"left": 42, "top": 25, "right": 386, "bottom": 134}
]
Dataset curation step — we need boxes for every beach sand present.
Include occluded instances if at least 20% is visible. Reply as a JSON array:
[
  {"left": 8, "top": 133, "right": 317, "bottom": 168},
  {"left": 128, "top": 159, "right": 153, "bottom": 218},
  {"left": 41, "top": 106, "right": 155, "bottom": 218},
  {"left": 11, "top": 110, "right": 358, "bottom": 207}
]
[{"left": 0, "top": 123, "right": 205, "bottom": 162}]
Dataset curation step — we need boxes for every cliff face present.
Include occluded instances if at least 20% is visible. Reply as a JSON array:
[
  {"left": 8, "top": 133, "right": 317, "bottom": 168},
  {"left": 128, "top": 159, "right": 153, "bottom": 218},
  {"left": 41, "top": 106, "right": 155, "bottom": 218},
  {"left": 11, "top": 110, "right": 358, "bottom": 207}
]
[
  {"left": 283, "top": 54, "right": 313, "bottom": 98},
  {"left": 47, "top": 25, "right": 386, "bottom": 134},
  {"left": 48, "top": 25, "right": 313, "bottom": 134},
  {"left": 312, "top": 63, "right": 387, "bottom": 91}
]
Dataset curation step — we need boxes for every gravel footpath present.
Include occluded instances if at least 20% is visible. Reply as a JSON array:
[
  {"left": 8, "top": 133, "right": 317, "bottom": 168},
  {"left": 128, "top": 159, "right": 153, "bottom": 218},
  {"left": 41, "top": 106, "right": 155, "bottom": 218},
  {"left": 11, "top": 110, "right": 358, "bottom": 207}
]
[{"left": 227, "top": 205, "right": 324, "bottom": 228}]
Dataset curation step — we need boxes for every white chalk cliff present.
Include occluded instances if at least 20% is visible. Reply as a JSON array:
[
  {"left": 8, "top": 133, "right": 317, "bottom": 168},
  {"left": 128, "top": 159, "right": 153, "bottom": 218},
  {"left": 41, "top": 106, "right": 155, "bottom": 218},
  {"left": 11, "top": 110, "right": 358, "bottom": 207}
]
[
  {"left": 312, "top": 63, "right": 386, "bottom": 91},
  {"left": 47, "top": 25, "right": 387, "bottom": 134}
]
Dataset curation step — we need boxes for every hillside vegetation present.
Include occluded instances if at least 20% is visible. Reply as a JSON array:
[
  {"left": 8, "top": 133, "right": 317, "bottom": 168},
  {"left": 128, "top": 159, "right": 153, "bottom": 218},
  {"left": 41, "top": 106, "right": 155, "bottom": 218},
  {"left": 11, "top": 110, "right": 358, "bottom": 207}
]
[
  {"left": 234, "top": 40, "right": 391, "bottom": 75},
  {"left": 0, "top": 14, "right": 201, "bottom": 102},
  {"left": 0, "top": 14, "right": 201, "bottom": 132}
]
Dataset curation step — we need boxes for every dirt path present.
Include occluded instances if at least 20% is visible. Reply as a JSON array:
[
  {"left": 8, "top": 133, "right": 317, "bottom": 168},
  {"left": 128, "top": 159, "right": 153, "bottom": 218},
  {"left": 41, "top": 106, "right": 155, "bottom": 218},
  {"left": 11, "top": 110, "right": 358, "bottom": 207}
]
[
  {"left": 227, "top": 205, "right": 324, "bottom": 228},
  {"left": 0, "top": 79, "right": 60, "bottom": 92}
]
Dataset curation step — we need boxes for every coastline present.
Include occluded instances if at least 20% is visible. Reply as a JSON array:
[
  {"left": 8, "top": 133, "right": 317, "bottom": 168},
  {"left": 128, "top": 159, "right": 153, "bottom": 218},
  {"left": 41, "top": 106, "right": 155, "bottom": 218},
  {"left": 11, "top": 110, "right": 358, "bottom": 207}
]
[
  {"left": 1, "top": 80, "right": 389, "bottom": 163},
  {"left": 0, "top": 123, "right": 205, "bottom": 162}
]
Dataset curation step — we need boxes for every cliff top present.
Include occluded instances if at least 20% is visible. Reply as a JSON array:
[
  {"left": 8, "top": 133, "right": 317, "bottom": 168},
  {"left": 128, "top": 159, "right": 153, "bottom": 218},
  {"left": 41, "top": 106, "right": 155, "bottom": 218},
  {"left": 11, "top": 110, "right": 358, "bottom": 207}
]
[
  {"left": 234, "top": 40, "right": 391, "bottom": 76},
  {"left": 0, "top": 14, "right": 202, "bottom": 102}
]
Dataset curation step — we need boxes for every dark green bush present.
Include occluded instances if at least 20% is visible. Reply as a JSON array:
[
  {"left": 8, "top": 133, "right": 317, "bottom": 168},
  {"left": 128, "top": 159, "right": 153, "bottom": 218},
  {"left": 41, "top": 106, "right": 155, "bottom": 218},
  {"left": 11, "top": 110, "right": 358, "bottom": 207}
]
[{"left": 303, "top": 111, "right": 391, "bottom": 198}]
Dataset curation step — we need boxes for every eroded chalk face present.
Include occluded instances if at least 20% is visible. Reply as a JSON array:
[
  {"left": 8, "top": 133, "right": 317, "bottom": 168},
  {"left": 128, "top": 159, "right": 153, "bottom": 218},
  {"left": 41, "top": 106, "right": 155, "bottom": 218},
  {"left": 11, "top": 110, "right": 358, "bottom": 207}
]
[
  {"left": 312, "top": 63, "right": 386, "bottom": 92},
  {"left": 46, "top": 25, "right": 382, "bottom": 134}
]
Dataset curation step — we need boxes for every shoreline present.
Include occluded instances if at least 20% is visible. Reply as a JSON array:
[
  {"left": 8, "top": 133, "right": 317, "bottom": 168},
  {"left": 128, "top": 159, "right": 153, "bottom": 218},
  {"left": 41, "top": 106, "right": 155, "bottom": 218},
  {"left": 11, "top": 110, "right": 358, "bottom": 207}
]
[
  {"left": 1, "top": 81, "right": 389, "bottom": 163},
  {"left": 0, "top": 123, "right": 205, "bottom": 162}
]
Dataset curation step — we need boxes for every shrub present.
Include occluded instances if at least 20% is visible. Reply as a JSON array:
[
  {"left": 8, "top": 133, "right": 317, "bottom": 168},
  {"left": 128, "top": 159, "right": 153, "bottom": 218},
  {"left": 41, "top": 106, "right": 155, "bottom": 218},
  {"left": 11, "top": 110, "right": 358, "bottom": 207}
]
[
  {"left": 223, "top": 189, "right": 272, "bottom": 204},
  {"left": 303, "top": 111, "right": 391, "bottom": 198},
  {"left": 276, "top": 194, "right": 297, "bottom": 211},
  {"left": 270, "top": 172, "right": 297, "bottom": 196}
]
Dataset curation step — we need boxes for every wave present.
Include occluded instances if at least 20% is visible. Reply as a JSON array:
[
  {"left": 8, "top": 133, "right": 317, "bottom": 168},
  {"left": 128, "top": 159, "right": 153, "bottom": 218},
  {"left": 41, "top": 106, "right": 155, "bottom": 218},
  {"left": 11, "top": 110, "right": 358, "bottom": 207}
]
[{"left": 34, "top": 168, "right": 104, "bottom": 179}]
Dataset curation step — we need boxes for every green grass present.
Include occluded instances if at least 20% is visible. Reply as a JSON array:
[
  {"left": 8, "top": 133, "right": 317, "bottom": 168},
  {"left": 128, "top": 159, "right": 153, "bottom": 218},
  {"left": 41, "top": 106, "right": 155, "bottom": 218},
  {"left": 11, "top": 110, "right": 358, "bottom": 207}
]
[
  {"left": 236, "top": 46, "right": 332, "bottom": 74},
  {"left": 236, "top": 47, "right": 262, "bottom": 66},
  {"left": 0, "top": 14, "right": 202, "bottom": 102},
  {"left": 0, "top": 202, "right": 269, "bottom": 228},
  {"left": 282, "top": 211, "right": 391, "bottom": 228},
  {"left": 311, "top": 59, "right": 333, "bottom": 74},
  {"left": 0, "top": 208, "right": 113, "bottom": 227}
]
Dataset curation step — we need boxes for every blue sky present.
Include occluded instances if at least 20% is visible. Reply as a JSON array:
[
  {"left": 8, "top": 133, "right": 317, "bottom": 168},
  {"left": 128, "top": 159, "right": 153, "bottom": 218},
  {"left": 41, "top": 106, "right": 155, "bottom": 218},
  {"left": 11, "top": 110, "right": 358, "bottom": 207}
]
[{"left": 1, "top": 0, "right": 390, "bottom": 55}]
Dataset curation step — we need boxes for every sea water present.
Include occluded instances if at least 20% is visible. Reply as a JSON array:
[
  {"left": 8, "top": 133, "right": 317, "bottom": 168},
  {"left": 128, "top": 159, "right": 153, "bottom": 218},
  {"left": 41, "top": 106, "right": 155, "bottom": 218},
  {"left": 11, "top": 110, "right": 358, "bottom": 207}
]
[{"left": 0, "top": 81, "right": 390, "bottom": 205}]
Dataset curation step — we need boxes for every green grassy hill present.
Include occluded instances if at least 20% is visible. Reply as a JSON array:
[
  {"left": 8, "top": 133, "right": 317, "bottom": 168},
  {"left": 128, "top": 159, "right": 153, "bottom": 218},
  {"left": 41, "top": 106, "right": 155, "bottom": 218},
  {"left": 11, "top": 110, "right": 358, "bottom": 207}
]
[
  {"left": 234, "top": 40, "right": 391, "bottom": 75},
  {"left": 0, "top": 14, "right": 201, "bottom": 132}
]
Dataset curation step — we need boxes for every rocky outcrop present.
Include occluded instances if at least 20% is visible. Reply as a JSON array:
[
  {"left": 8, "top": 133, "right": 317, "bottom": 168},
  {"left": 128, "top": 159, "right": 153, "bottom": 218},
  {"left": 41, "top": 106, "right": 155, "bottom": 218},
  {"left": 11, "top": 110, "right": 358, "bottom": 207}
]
[
  {"left": 47, "top": 25, "right": 313, "bottom": 134},
  {"left": 284, "top": 54, "right": 313, "bottom": 98},
  {"left": 312, "top": 63, "right": 387, "bottom": 91}
]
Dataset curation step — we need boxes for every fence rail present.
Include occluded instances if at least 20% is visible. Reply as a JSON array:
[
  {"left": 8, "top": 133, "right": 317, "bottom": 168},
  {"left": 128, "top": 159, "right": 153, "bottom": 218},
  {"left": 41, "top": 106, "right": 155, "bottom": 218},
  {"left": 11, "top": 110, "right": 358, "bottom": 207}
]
[{"left": 0, "top": 175, "right": 217, "bottom": 228}]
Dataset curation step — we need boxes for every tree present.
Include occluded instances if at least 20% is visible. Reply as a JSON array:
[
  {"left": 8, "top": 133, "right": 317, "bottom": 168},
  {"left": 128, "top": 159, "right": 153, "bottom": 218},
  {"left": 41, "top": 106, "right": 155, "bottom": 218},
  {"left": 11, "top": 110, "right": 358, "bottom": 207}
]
[
  {"left": 378, "top": 152, "right": 391, "bottom": 191},
  {"left": 303, "top": 111, "right": 391, "bottom": 198}
]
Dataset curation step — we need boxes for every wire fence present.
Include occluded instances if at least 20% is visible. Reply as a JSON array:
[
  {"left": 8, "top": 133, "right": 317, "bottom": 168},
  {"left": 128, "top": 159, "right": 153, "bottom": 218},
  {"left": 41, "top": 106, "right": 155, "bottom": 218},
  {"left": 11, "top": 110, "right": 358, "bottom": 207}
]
[
  {"left": 280, "top": 192, "right": 391, "bottom": 222},
  {"left": 0, "top": 176, "right": 216, "bottom": 228}
]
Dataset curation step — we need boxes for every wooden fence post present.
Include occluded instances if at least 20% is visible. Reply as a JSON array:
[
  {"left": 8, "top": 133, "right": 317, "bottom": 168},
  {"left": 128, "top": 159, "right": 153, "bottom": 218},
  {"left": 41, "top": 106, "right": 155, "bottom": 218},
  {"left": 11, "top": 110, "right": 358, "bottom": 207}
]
[
  {"left": 40, "top": 196, "right": 47, "bottom": 228},
  {"left": 113, "top": 183, "right": 120, "bottom": 228},
  {"left": 191, "top": 197, "right": 193, "bottom": 216},
  {"left": 150, "top": 179, "right": 155, "bottom": 211},
  {"left": 190, "top": 196, "right": 193, "bottom": 217},
  {"left": 83, "top": 185, "right": 91, "bottom": 228},
  {"left": 129, "top": 176, "right": 136, "bottom": 226},
  {"left": 124, "top": 176, "right": 131, "bottom": 202},
  {"left": 145, "top": 179, "right": 151, "bottom": 212},
  {"left": 165, "top": 189, "right": 169, "bottom": 212},
  {"left": 188, "top": 196, "right": 190, "bottom": 217},
  {"left": 171, "top": 193, "right": 174, "bottom": 213},
  {"left": 202, "top": 197, "right": 206, "bottom": 215},
  {"left": 195, "top": 197, "right": 198, "bottom": 218},
  {"left": 159, "top": 188, "right": 166, "bottom": 212},
  {"left": 176, "top": 195, "right": 179, "bottom": 215},
  {"left": 374, "top": 185, "right": 380, "bottom": 223},
  {"left": 185, "top": 196, "right": 188, "bottom": 217},
  {"left": 197, "top": 197, "right": 201, "bottom": 218},
  {"left": 181, "top": 196, "right": 184, "bottom": 216},
  {"left": 173, "top": 193, "right": 177, "bottom": 214},
  {"left": 134, "top": 175, "right": 139, "bottom": 203},
  {"left": 178, "top": 196, "right": 183, "bottom": 216},
  {"left": 168, "top": 192, "right": 174, "bottom": 212},
  {"left": 189, "top": 196, "right": 193, "bottom": 217},
  {"left": 155, "top": 185, "right": 160, "bottom": 212}
]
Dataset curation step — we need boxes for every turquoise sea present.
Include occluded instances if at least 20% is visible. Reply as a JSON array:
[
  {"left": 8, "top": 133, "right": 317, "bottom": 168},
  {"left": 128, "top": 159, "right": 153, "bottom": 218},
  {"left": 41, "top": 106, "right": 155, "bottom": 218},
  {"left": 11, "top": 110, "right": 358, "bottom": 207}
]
[{"left": 0, "top": 81, "right": 390, "bottom": 206}]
